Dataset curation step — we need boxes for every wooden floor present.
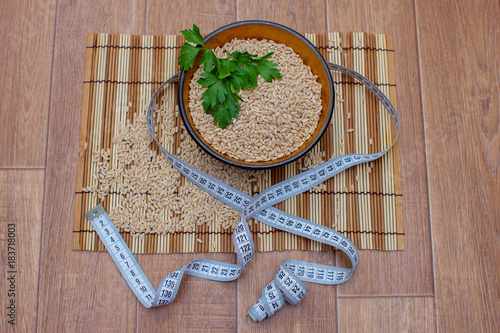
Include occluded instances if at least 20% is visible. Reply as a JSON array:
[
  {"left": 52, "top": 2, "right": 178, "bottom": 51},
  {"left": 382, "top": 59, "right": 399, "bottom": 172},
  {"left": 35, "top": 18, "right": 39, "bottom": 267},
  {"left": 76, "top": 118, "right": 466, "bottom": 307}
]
[{"left": 0, "top": 0, "right": 498, "bottom": 332}]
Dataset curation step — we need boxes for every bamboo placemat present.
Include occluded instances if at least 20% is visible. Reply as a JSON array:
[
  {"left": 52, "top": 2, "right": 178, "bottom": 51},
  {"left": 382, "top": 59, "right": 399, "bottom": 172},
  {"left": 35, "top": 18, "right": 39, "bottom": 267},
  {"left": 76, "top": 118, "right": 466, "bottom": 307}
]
[{"left": 73, "top": 32, "right": 403, "bottom": 253}]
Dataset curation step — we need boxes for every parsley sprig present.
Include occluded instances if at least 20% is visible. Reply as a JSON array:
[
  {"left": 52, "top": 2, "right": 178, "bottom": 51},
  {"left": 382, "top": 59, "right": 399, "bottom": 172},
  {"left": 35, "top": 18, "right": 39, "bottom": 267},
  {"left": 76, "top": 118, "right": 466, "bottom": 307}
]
[{"left": 178, "top": 24, "right": 282, "bottom": 129}]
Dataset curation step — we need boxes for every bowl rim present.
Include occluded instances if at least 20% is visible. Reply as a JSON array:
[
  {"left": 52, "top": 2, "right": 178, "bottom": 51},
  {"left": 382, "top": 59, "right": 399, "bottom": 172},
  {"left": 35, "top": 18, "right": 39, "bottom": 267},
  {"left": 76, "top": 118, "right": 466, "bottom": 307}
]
[{"left": 178, "top": 20, "right": 335, "bottom": 169}]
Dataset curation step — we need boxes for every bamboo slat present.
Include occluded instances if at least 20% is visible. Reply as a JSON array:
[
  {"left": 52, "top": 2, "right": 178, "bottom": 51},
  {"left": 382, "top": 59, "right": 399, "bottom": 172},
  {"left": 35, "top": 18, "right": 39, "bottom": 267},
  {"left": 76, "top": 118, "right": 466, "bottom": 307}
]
[{"left": 73, "top": 32, "right": 403, "bottom": 253}]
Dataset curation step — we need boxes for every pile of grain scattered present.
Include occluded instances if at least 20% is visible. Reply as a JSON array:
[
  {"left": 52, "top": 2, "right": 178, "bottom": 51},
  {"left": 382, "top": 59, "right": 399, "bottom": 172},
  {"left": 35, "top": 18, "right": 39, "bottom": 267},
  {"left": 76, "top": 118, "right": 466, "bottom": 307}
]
[
  {"left": 83, "top": 93, "right": 326, "bottom": 236},
  {"left": 189, "top": 38, "right": 323, "bottom": 162},
  {"left": 82, "top": 103, "right": 262, "bottom": 236}
]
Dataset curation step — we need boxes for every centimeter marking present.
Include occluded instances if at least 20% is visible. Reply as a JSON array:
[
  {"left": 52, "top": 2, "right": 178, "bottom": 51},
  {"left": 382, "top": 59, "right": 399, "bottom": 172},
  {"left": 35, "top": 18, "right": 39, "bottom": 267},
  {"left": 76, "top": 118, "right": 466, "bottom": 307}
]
[
  {"left": 85, "top": 62, "right": 399, "bottom": 322},
  {"left": 86, "top": 206, "right": 156, "bottom": 307}
]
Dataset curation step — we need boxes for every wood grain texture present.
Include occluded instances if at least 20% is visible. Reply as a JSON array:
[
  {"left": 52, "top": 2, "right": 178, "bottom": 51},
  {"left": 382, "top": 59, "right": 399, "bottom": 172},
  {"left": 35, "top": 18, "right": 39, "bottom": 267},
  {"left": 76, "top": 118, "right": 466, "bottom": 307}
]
[
  {"left": 146, "top": 0, "right": 236, "bottom": 35},
  {"left": 338, "top": 297, "right": 436, "bottom": 332},
  {"left": 237, "top": 251, "right": 337, "bottom": 332},
  {"left": 326, "top": 0, "right": 434, "bottom": 296},
  {"left": 0, "top": 0, "right": 56, "bottom": 167},
  {"left": 0, "top": 171, "right": 44, "bottom": 332},
  {"left": 237, "top": 0, "right": 327, "bottom": 33},
  {"left": 36, "top": 1, "right": 146, "bottom": 331},
  {"left": 415, "top": 0, "right": 500, "bottom": 331}
]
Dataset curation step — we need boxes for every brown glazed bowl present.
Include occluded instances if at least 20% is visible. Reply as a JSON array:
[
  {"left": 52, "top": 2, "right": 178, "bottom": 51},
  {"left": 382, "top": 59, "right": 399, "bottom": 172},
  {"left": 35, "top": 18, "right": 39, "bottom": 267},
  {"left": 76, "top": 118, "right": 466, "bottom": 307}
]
[{"left": 178, "top": 20, "right": 334, "bottom": 169}]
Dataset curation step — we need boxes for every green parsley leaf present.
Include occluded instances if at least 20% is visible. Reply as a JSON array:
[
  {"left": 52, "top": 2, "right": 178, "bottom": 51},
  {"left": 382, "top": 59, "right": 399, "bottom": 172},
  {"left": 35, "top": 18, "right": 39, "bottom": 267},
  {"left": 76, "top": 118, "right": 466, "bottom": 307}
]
[
  {"left": 180, "top": 24, "right": 205, "bottom": 46},
  {"left": 223, "top": 80, "right": 241, "bottom": 118},
  {"left": 178, "top": 25, "right": 282, "bottom": 129},
  {"left": 240, "top": 64, "right": 259, "bottom": 88},
  {"left": 216, "top": 58, "right": 238, "bottom": 80},
  {"left": 199, "top": 73, "right": 229, "bottom": 106},
  {"left": 178, "top": 43, "right": 201, "bottom": 71},
  {"left": 252, "top": 52, "right": 274, "bottom": 62},
  {"left": 213, "top": 104, "right": 232, "bottom": 129},
  {"left": 200, "top": 49, "right": 217, "bottom": 71},
  {"left": 197, "top": 71, "right": 220, "bottom": 87},
  {"left": 247, "top": 62, "right": 281, "bottom": 82},
  {"left": 229, "top": 51, "right": 256, "bottom": 66},
  {"left": 227, "top": 72, "right": 247, "bottom": 91},
  {"left": 213, "top": 95, "right": 240, "bottom": 129}
]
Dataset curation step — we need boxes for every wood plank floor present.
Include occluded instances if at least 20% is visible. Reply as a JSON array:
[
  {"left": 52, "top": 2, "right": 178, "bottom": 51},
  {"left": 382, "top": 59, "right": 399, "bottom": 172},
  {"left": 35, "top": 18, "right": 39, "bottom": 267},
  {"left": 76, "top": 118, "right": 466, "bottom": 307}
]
[{"left": 0, "top": 0, "right": 498, "bottom": 332}]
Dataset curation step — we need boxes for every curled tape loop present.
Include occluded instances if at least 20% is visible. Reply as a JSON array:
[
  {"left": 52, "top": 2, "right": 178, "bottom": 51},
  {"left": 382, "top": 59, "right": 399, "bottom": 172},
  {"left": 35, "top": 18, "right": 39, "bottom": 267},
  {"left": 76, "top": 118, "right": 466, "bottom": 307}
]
[{"left": 85, "top": 62, "right": 399, "bottom": 321}]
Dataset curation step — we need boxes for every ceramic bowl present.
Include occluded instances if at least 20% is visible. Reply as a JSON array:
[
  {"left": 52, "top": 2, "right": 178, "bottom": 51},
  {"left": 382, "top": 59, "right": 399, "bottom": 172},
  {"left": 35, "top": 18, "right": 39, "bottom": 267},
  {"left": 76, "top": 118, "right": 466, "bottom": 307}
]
[{"left": 178, "top": 20, "right": 334, "bottom": 169}]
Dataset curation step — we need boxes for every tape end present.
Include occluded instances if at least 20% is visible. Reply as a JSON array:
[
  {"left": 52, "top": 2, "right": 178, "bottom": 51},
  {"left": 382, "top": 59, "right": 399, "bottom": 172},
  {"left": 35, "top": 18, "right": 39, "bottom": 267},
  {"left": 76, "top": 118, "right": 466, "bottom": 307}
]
[
  {"left": 247, "top": 311, "right": 260, "bottom": 323},
  {"left": 85, "top": 204, "right": 106, "bottom": 221}
]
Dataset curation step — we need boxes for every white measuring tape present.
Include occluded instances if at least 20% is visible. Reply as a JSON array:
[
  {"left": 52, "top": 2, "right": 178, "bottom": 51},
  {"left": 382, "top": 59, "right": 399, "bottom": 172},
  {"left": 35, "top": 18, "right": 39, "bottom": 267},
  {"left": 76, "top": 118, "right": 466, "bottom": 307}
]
[{"left": 85, "top": 62, "right": 399, "bottom": 322}]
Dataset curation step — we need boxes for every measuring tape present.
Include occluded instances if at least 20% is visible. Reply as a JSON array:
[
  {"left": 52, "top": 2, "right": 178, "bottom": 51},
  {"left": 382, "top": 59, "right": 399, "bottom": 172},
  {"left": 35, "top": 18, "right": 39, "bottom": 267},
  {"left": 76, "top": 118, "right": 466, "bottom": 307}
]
[{"left": 85, "top": 62, "right": 399, "bottom": 322}]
